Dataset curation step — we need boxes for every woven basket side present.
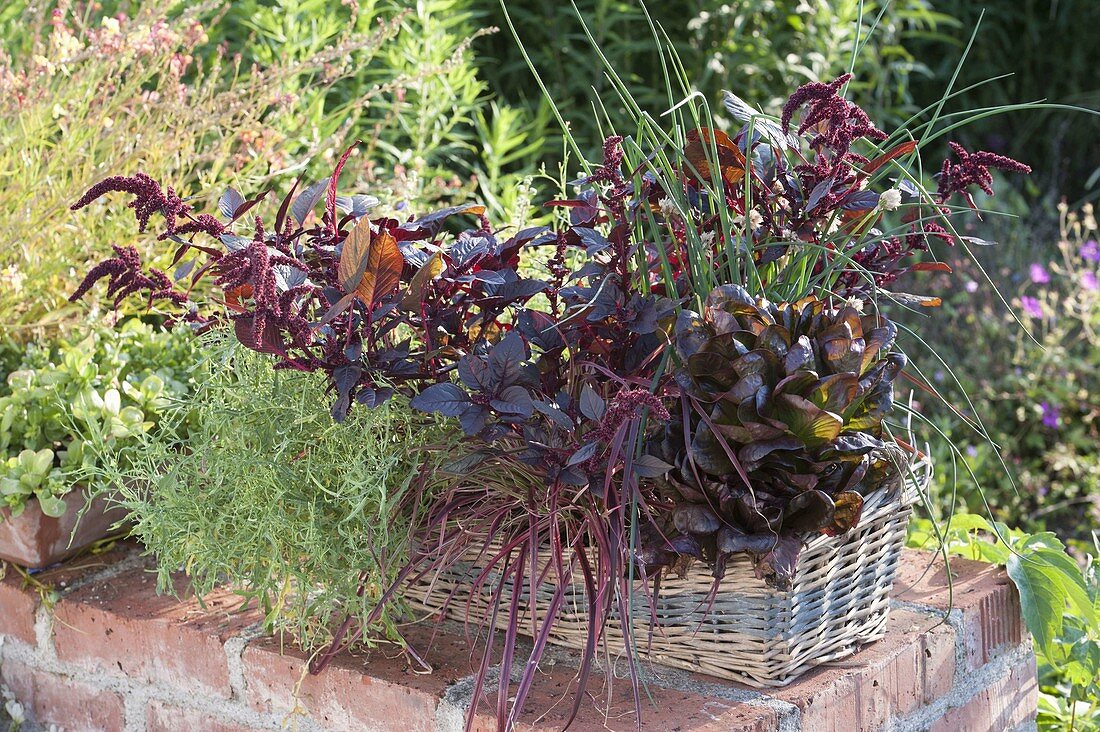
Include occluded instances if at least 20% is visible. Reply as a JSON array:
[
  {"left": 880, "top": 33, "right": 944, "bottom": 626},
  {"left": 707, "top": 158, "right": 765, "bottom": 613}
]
[{"left": 406, "top": 459, "right": 931, "bottom": 687}]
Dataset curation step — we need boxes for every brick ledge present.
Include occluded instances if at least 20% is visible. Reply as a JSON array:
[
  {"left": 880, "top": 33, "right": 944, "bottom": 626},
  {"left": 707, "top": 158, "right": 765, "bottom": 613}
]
[{"left": 0, "top": 545, "right": 1038, "bottom": 732}]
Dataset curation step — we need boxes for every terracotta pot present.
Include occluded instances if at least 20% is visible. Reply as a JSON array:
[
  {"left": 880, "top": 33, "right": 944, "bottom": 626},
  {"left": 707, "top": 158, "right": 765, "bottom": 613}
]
[{"left": 0, "top": 487, "right": 127, "bottom": 569}]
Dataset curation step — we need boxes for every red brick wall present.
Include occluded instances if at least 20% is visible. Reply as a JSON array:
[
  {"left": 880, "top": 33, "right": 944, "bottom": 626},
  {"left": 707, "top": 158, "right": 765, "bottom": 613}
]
[{"left": 0, "top": 544, "right": 1037, "bottom": 732}]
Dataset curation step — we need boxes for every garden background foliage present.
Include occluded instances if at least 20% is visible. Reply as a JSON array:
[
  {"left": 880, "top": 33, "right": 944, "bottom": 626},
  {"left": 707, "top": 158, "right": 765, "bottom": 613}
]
[{"left": 0, "top": 0, "right": 1097, "bottom": 727}]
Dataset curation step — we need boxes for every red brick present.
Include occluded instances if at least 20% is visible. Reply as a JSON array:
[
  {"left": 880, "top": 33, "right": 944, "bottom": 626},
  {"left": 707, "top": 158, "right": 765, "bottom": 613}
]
[
  {"left": 240, "top": 628, "right": 459, "bottom": 732},
  {"left": 242, "top": 624, "right": 779, "bottom": 732},
  {"left": 920, "top": 619, "right": 956, "bottom": 703},
  {"left": 0, "top": 570, "right": 38, "bottom": 645},
  {"left": 504, "top": 666, "right": 782, "bottom": 732},
  {"left": 767, "top": 609, "right": 955, "bottom": 732},
  {"left": 52, "top": 564, "right": 259, "bottom": 697},
  {"left": 146, "top": 700, "right": 263, "bottom": 732},
  {"left": 0, "top": 658, "right": 125, "bottom": 732},
  {"left": 893, "top": 549, "right": 1025, "bottom": 669},
  {"left": 33, "top": 539, "right": 142, "bottom": 589},
  {"left": 929, "top": 651, "right": 1038, "bottom": 732}
]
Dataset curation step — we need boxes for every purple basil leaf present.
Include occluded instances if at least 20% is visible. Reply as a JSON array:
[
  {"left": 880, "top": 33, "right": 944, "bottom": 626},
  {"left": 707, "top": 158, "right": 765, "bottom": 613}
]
[
  {"left": 291, "top": 179, "right": 330, "bottom": 225},
  {"left": 471, "top": 270, "right": 507, "bottom": 285},
  {"left": 532, "top": 399, "right": 574, "bottom": 432},
  {"left": 334, "top": 194, "right": 380, "bottom": 218},
  {"left": 273, "top": 264, "right": 307, "bottom": 292},
  {"left": 344, "top": 340, "right": 363, "bottom": 363},
  {"left": 399, "top": 203, "right": 486, "bottom": 236},
  {"left": 631, "top": 454, "right": 673, "bottom": 478},
  {"left": 355, "top": 386, "right": 394, "bottom": 408},
  {"left": 806, "top": 175, "right": 834, "bottom": 212},
  {"left": 458, "top": 404, "right": 489, "bottom": 435},
  {"left": 218, "top": 188, "right": 245, "bottom": 221},
  {"left": 330, "top": 364, "right": 362, "bottom": 423},
  {"left": 515, "top": 310, "right": 564, "bottom": 352},
  {"left": 573, "top": 227, "right": 610, "bottom": 255},
  {"left": 490, "top": 385, "right": 534, "bottom": 418},
  {"left": 487, "top": 331, "right": 528, "bottom": 387},
  {"left": 897, "top": 179, "right": 921, "bottom": 199},
  {"left": 566, "top": 441, "right": 599, "bottom": 467},
  {"left": 410, "top": 382, "right": 471, "bottom": 417},
  {"left": 514, "top": 225, "right": 555, "bottom": 247},
  {"left": 578, "top": 384, "right": 605, "bottom": 421},
  {"left": 173, "top": 260, "right": 195, "bottom": 282},
  {"left": 841, "top": 189, "right": 881, "bottom": 210},
  {"left": 219, "top": 233, "right": 250, "bottom": 252},
  {"left": 450, "top": 234, "right": 493, "bottom": 268}
]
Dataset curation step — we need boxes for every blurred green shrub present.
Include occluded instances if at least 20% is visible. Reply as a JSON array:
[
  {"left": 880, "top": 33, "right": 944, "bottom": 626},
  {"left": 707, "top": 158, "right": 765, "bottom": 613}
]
[
  {"left": 912, "top": 203, "right": 1100, "bottom": 546},
  {"left": 0, "top": 1, "right": 549, "bottom": 337},
  {"left": 909, "top": 0, "right": 1100, "bottom": 202},
  {"left": 474, "top": 0, "right": 951, "bottom": 156}
]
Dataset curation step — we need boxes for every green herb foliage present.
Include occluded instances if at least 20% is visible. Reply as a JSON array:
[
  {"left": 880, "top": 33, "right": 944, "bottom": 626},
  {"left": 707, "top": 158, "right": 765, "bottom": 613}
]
[
  {"left": 908, "top": 517, "right": 1100, "bottom": 730},
  {"left": 79, "top": 334, "right": 454, "bottom": 650},
  {"left": 0, "top": 319, "right": 196, "bottom": 517}
]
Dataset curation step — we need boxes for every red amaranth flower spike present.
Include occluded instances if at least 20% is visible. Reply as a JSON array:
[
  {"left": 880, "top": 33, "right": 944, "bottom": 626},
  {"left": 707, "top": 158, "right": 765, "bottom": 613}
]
[
  {"left": 781, "top": 74, "right": 886, "bottom": 156},
  {"left": 71, "top": 172, "right": 190, "bottom": 234},
  {"left": 937, "top": 142, "right": 1031, "bottom": 199},
  {"left": 68, "top": 244, "right": 187, "bottom": 308}
]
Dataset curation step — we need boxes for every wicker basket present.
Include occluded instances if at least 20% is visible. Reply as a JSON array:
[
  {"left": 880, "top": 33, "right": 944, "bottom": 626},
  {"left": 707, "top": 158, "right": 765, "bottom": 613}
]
[{"left": 407, "top": 459, "right": 929, "bottom": 688}]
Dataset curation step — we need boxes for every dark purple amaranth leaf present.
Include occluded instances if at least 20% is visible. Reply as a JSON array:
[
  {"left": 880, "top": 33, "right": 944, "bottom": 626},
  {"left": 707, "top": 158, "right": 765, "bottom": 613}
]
[
  {"left": 754, "top": 534, "right": 802, "bottom": 590},
  {"left": 717, "top": 525, "right": 779, "bottom": 556},
  {"left": 579, "top": 384, "right": 605, "bottom": 421},
  {"left": 218, "top": 188, "right": 245, "bottom": 220},
  {"left": 356, "top": 386, "right": 394, "bottom": 408},
  {"left": 672, "top": 504, "right": 721, "bottom": 535},
  {"left": 331, "top": 364, "right": 363, "bottom": 422},
  {"left": 781, "top": 489, "right": 835, "bottom": 533},
  {"left": 410, "top": 382, "right": 472, "bottom": 417},
  {"left": 490, "top": 385, "right": 534, "bottom": 418},
  {"left": 290, "top": 179, "right": 329, "bottom": 225},
  {"left": 335, "top": 194, "right": 380, "bottom": 218}
]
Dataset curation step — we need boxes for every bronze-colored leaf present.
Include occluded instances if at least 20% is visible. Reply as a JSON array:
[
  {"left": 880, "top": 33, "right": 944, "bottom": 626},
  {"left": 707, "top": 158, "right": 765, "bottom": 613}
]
[
  {"left": 861, "top": 140, "right": 919, "bottom": 177},
  {"left": 338, "top": 219, "right": 403, "bottom": 307},
  {"left": 400, "top": 250, "right": 444, "bottom": 311},
  {"left": 825, "top": 491, "right": 864, "bottom": 535},
  {"left": 684, "top": 128, "right": 747, "bottom": 186}
]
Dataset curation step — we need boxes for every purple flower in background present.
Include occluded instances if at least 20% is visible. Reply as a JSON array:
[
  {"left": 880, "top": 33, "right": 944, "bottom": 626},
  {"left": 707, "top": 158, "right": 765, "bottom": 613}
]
[
  {"left": 1020, "top": 296, "right": 1043, "bottom": 318},
  {"left": 1082, "top": 239, "right": 1100, "bottom": 262},
  {"left": 965, "top": 445, "right": 978, "bottom": 458},
  {"left": 1083, "top": 271, "right": 1098, "bottom": 291},
  {"left": 965, "top": 280, "right": 979, "bottom": 293},
  {"left": 1029, "top": 263, "right": 1050, "bottom": 284},
  {"left": 1040, "top": 401, "right": 1060, "bottom": 429}
]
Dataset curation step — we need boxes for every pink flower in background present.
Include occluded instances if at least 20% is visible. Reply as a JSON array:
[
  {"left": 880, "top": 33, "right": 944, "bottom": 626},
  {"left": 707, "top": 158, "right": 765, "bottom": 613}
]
[
  {"left": 1028, "top": 263, "right": 1050, "bottom": 283},
  {"left": 1040, "top": 401, "right": 1060, "bottom": 429},
  {"left": 1020, "top": 296, "right": 1043, "bottom": 318},
  {"left": 1083, "top": 271, "right": 1098, "bottom": 291},
  {"left": 1082, "top": 239, "right": 1100, "bottom": 262},
  {"left": 965, "top": 280, "right": 979, "bottom": 293}
]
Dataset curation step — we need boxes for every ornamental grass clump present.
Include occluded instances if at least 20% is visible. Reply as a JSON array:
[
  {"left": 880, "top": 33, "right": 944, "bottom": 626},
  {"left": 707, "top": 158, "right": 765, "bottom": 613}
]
[{"left": 68, "top": 66, "right": 1031, "bottom": 728}]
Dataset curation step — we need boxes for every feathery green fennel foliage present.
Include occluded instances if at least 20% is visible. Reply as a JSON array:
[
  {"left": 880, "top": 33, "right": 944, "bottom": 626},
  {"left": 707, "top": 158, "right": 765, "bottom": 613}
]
[{"left": 79, "top": 334, "right": 457, "bottom": 651}]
